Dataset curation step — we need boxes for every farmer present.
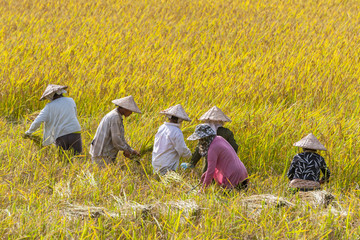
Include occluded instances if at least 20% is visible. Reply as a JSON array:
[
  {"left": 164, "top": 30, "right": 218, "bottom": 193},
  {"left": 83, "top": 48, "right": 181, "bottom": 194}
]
[
  {"left": 24, "top": 84, "right": 83, "bottom": 155},
  {"left": 90, "top": 95, "right": 141, "bottom": 168},
  {"left": 287, "top": 133, "right": 331, "bottom": 192},
  {"left": 152, "top": 104, "right": 192, "bottom": 175},
  {"left": 187, "top": 124, "right": 248, "bottom": 191},
  {"left": 181, "top": 106, "right": 238, "bottom": 172}
]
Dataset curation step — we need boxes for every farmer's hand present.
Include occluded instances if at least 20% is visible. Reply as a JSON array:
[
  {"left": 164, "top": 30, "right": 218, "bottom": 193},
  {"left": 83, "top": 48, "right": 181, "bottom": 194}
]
[
  {"left": 124, "top": 150, "right": 140, "bottom": 159},
  {"left": 123, "top": 151, "right": 131, "bottom": 158},
  {"left": 131, "top": 150, "right": 140, "bottom": 157},
  {"left": 181, "top": 162, "right": 193, "bottom": 170},
  {"left": 23, "top": 132, "right": 31, "bottom": 139},
  {"left": 200, "top": 173, "right": 206, "bottom": 183}
]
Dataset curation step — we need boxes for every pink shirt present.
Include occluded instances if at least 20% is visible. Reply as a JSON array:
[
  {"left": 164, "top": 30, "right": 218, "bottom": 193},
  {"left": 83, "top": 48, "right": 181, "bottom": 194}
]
[{"left": 202, "top": 136, "right": 248, "bottom": 189}]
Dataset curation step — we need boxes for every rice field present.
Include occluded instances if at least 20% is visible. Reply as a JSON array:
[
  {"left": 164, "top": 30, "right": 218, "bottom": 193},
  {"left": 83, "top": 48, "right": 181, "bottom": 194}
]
[{"left": 1, "top": 0, "right": 360, "bottom": 238}]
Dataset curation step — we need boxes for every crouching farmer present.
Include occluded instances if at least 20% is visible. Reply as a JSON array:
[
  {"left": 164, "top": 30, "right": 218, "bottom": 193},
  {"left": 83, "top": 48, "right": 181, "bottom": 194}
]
[
  {"left": 188, "top": 124, "right": 248, "bottom": 192},
  {"left": 287, "top": 133, "right": 330, "bottom": 192},
  {"left": 181, "top": 106, "right": 238, "bottom": 173},
  {"left": 90, "top": 96, "right": 141, "bottom": 168},
  {"left": 152, "top": 104, "right": 192, "bottom": 175},
  {"left": 25, "top": 84, "right": 83, "bottom": 155}
]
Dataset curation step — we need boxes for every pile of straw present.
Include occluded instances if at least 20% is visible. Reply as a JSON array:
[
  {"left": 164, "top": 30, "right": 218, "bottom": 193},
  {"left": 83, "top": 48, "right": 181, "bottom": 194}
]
[
  {"left": 58, "top": 202, "right": 118, "bottom": 220},
  {"left": 160, "top": 171, "right": 193, "bottom": 189},
  {"left": 295, "top": 190, "right": 335, "bottom": 208},
  {"left": 239, "top": 194, "right": 295, "bottom": 216},
  {"left": 112, "top": 194, "right": 201, "bottom": 224}
]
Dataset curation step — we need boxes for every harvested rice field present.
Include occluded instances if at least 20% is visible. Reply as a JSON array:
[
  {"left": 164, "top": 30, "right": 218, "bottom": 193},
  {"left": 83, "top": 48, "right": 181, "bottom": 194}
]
[{"left": 1, "top": 0, "right": 360, "bottom": 238}]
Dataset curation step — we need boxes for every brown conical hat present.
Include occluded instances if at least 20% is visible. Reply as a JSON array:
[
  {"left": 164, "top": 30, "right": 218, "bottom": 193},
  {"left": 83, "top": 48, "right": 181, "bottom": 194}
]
[
  {"left": 112, "top": 95, "right": 142, "bottom": 114},
  {"left": 39, "top": 84, "right": 68, "bottom": 101},
  {"left": 160, "top": 104, "right": 191, "bottom": 121},
  {"left": 199, "top": 106, "right": 231, "bottom": 122},
  {"left": 293, "top": 133, "right": 327, "bottom": 151}
]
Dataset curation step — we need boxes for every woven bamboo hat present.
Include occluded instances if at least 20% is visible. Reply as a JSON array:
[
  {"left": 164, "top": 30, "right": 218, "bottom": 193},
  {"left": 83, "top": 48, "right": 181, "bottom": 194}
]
[
  {"left": 160, "top": 104, "right": 191, "bottom": 121},
  {"left": 40, "top": 84, "right": 68, "bottom": 101},
  {"left": 293, "top": 133, "right": 327, "bottom": 151},
  {"left": 112, "top": 95, "right": 142, "bottom": 114},
  {"left": 199, "top": 106, "right": 231, "bottom": 122}
]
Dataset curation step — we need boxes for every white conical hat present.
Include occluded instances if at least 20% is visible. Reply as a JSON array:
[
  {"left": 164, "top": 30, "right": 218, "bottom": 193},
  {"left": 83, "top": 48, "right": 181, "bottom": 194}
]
[
  {"left": 199, "top": 106, "right": 231, "bottom": 122},
  {"left": 293, "top": 133, "right": 327, "bottom": 151},
  {"left": 112, "top": 95, "right": 142, "bottom": 114},
  {"left": 159, "top": 104, "right": 191, "bottom": 121},
  {"left": 39, "top": 84, "right": 68, "bottom": 101}
]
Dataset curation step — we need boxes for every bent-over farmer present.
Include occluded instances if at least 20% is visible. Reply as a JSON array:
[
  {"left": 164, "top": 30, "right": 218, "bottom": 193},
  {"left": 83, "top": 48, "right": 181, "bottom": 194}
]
[
  {"left": 90, "top": 95, "right": 141, "bottom": 168},
  {"left": 152, "top": 104, "right": 192, "bottom": 175},
  {"left": 25, "top": 84, "right": 83, "bottom": 155},
  {"left": 188, "top": 124, "right": 248, "bottom": 192},
  {"left": 181, "top": 106, "right": 238, "bottom": 172},
  {"left": 287, "top": 133, "right": 331, "bottom": 192}
]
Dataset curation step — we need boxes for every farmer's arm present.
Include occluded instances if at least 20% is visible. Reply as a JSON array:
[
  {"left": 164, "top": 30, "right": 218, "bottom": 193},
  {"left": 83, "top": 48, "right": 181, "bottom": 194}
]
[
  {"left": 287, "top": 156, "right": 298, "bottom": 181},
  {"left": 202, "top": 148, "right": 217, "bottom": 188},
  {"left": 320, "top": 158, "right": 331, "bottom": 183},
  {"left": 173, "top": 131, "right": 191, "bottom": 159},
  {"left": 110, "top": 116, "right": 135, "bottom": 154},
  {"left": 25, "top": 105, "right": 49, "bottom": 135},
  {"left": 189, "top": 146, "right": 202, "bottom": 167}
]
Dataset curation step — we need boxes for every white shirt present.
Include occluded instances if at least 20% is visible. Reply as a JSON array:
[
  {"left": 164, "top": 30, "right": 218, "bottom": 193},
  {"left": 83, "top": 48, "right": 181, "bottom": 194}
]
[
  {"left": 152, "top": 122, "right": 191, "bottom": 174},
  {"left": 25, "top": 97, "right": 81, "bottom": 146}
]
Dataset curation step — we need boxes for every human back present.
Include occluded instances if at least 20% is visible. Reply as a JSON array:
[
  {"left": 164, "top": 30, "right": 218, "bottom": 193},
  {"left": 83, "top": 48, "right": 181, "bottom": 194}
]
[
  {"left": 46, "top": 97, "right": 81, "bottom": 136},
  {"left": 152, "top": 122, "right": 188, "bottom": 164},
  {"left": 287, "top": 133, "right": 330, "bottom": 191},
  {"left": 290, "top": 151, "right": 326, "bottom": 182},
  {"left": 152, "top": 104, "right": 192, "bottom": 175},
  {"left": 39, "top": 96, "right": 81, "bottom": 145},
  {"left": 206, "top": 136, "right": 248, "bottom": 188}
]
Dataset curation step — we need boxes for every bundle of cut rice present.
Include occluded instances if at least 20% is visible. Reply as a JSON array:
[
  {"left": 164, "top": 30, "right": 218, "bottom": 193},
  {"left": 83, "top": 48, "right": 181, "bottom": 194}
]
[
  {"left": 294, "top": 190, "right": 335, "bottom": 208},
  {"left": 58, "top": 202, "right": 118, "bottom": 220},
  {"left": 240, "top": 194, "right": 295, "bottom": 211},
  {"left": 112, "top": 194, "right": 200, "bottom": 224},
  {"left": 160, "top": 171, "right": 193, "bottom": 189}
]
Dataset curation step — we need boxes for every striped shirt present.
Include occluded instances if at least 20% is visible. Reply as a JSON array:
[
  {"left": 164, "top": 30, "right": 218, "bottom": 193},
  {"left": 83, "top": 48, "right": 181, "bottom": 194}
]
[{"left": 90, "top": 109, "right": 133, "bottom": 158}]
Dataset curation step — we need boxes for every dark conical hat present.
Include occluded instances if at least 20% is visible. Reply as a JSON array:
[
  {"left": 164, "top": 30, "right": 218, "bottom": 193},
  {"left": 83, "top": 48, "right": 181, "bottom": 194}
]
[
  {"left": 293, "top": 133, "right": 327, "bottom": 151},
  {"left": 112, "top": 95, "right": 142, "bottom": 114},
  {"left": 159, "top": 104, "right": 191, "bottom": 121},
  {"left": 39, "top": 84, "right": 68, "bottom": 101},
  {"left": 199, "top": 106, "right": 231, "bottom": 122}
]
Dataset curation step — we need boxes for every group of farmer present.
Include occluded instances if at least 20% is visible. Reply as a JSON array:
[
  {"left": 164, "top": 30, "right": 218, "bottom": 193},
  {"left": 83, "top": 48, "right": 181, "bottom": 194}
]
[{"left": 24, "top": 84, "right": 331, "bottom": 193}]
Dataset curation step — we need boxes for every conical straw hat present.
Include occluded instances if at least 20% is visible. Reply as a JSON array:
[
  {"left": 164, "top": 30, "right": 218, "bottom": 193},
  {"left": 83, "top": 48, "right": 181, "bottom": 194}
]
[
  {"left": 199, "top": 106, "right": 231, "bottom": 122},
  {"left": 293, "top": 133, "right": 327, "bottom": 151},
  {"left": 159, "top": 104, "right": 191, "bottom": 121},
  {"left": 39, "top": 84, "right": 68, "bottom": 101},
  {"left": 112, "top": 95, "right": 142, "bottom": 114}
]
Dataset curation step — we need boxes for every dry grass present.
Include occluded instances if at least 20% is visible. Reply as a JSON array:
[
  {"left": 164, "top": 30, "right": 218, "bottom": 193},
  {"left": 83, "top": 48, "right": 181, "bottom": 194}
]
[{"left": 1, "top": 0, "right": 360, "bottom": 238}]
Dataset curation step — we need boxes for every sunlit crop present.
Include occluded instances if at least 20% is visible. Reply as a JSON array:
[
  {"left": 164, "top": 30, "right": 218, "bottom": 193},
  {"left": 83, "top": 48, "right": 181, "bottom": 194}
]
[{"left": 1, "top": 0, "right": 360, "bottom": 238}]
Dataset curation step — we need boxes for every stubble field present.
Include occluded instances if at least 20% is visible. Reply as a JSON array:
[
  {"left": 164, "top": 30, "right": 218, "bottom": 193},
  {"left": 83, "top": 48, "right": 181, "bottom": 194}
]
[{"left": 1, "top": 0, "right": 360, "bottom": 238}]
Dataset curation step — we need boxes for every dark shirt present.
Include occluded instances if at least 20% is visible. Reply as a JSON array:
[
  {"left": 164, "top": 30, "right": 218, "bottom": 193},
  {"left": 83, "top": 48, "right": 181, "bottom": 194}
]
[
  {"left": 190, "top": 126, "right": 238, "bottom": 172},
  {"left": 287, "top": 151, "right": 330, "bottom": 182}
]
